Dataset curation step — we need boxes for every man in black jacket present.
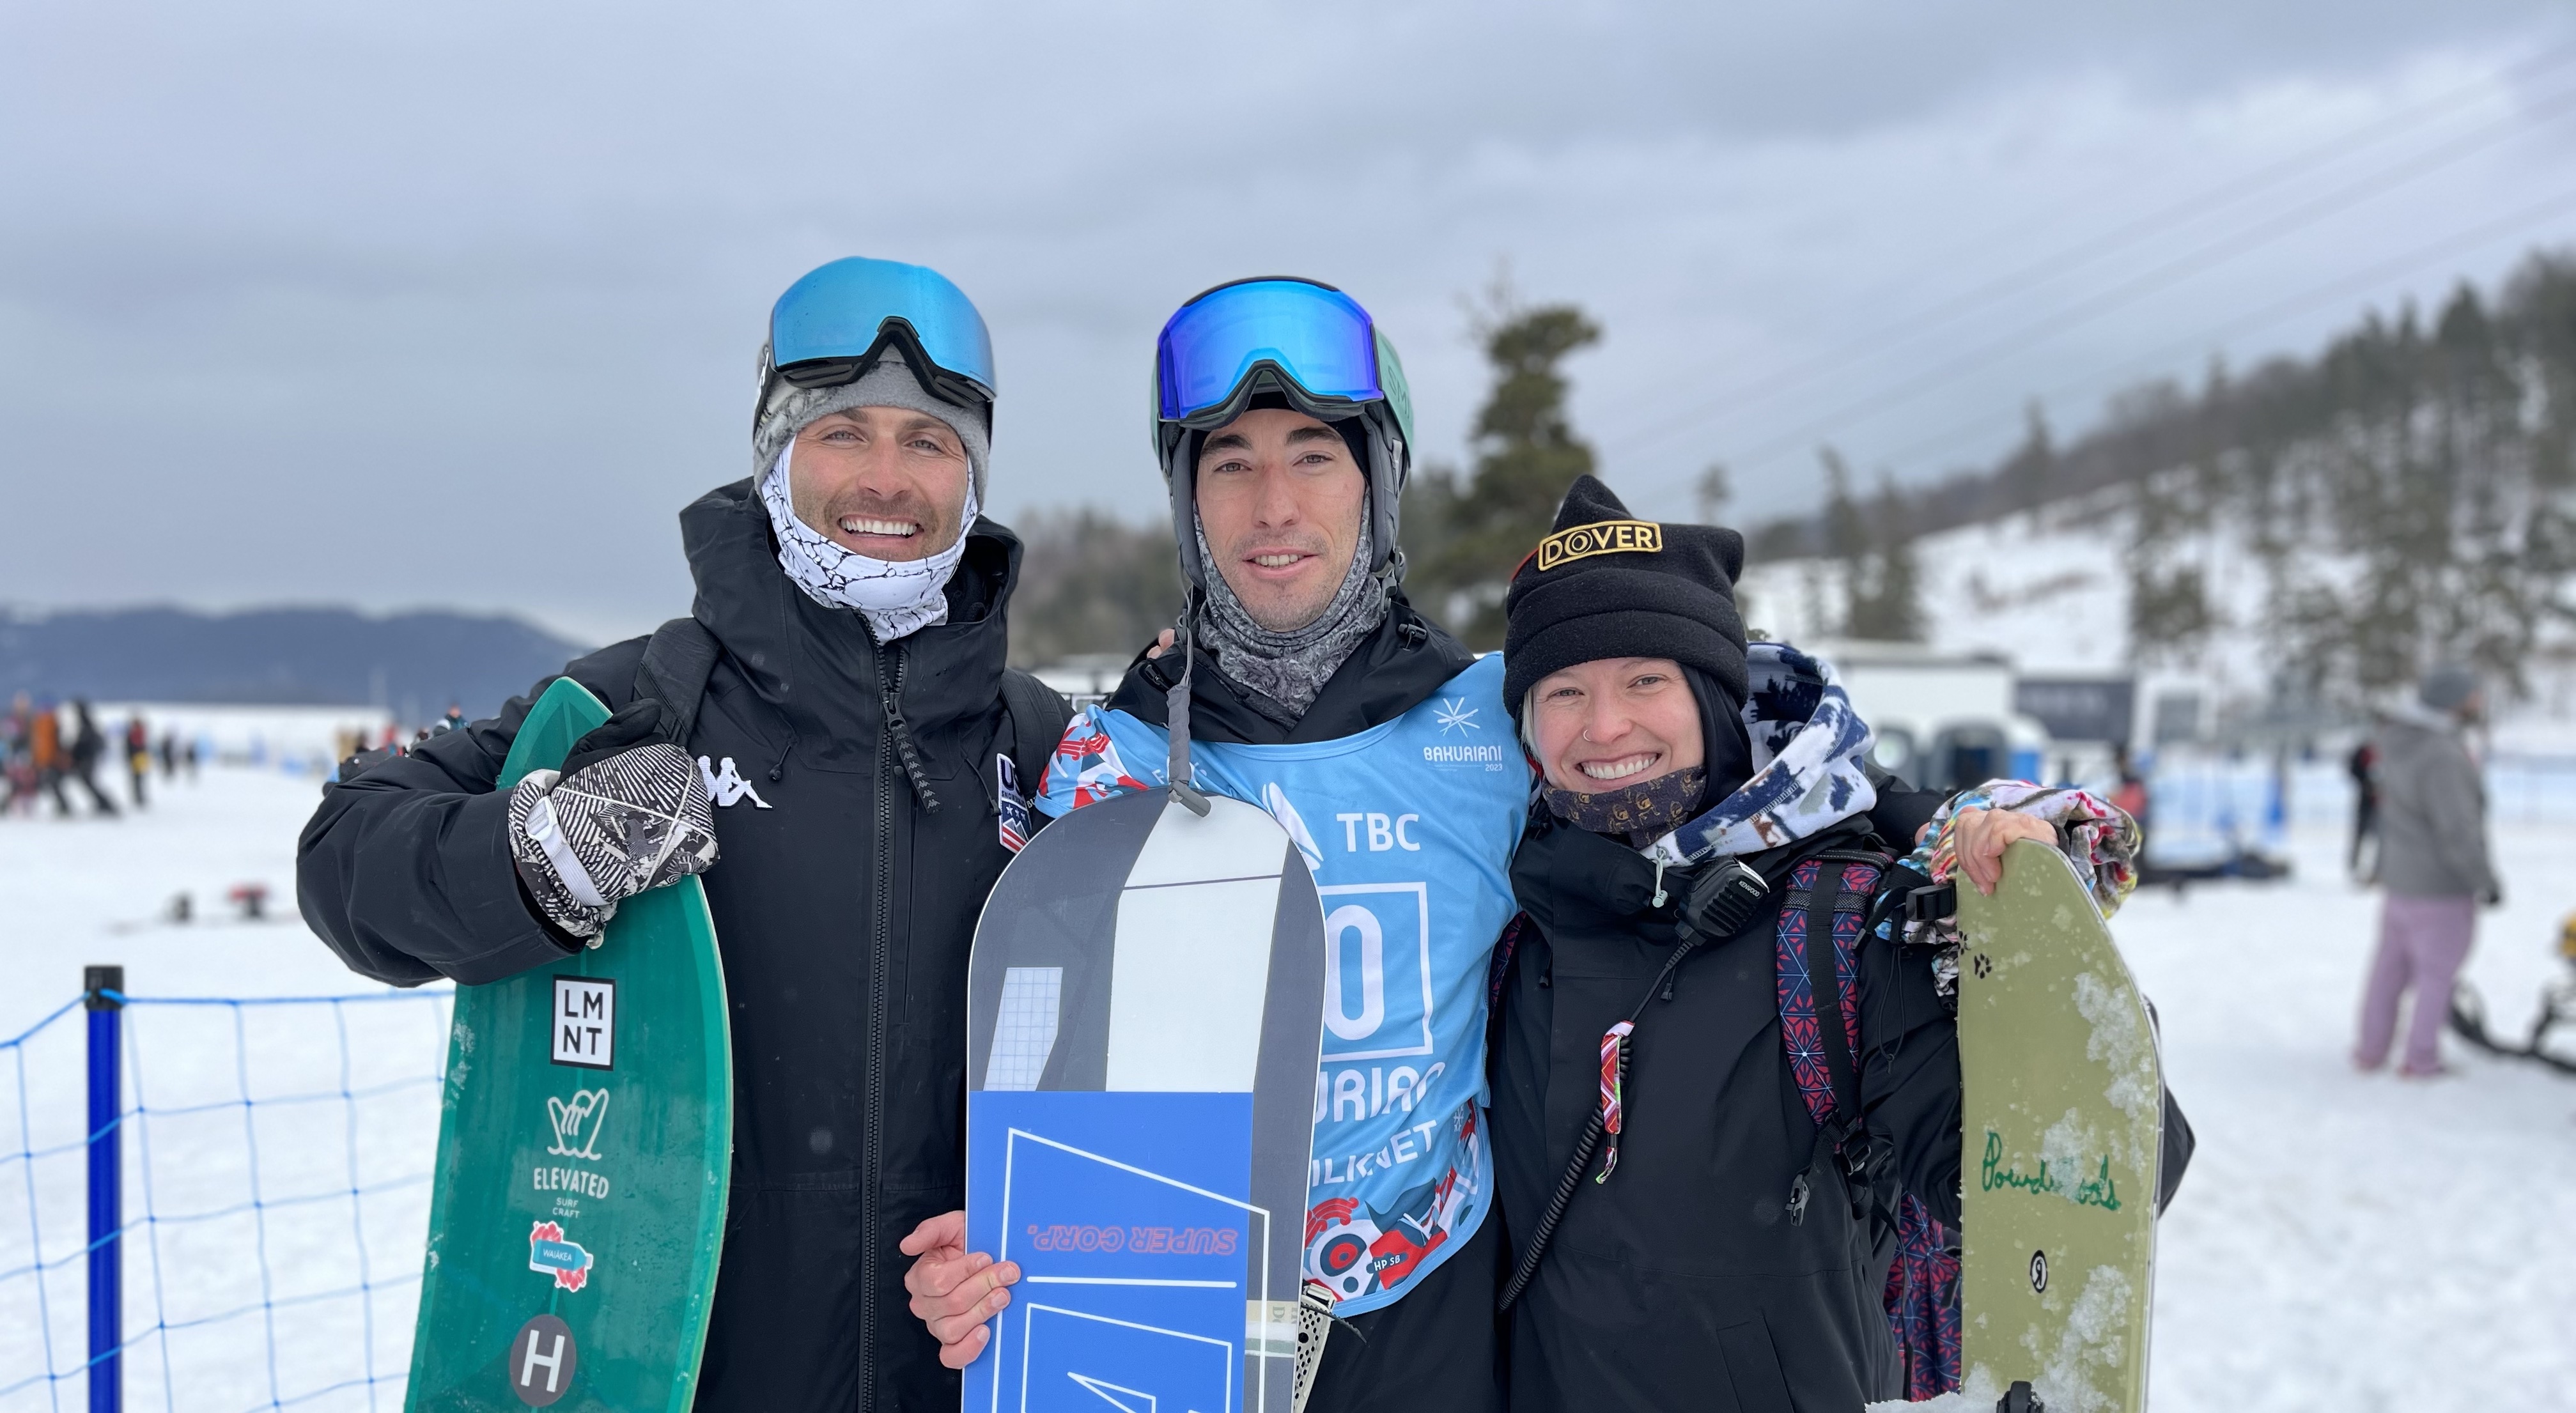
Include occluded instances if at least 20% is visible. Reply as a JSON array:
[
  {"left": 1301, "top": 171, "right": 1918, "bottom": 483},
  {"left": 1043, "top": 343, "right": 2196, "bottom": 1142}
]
[{"left": 299, "top": 257, "right": 1056, "bottom": 1412}]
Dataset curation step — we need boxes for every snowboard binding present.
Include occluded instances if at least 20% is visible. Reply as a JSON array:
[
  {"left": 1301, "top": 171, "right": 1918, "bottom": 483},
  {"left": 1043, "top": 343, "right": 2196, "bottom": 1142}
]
[
  {"left": 1996, "top": 1380, "right": 2046, "bottom": 1412},
  {"left": 2448, "top": 910, "right": 2576, "bottom": 1076}
]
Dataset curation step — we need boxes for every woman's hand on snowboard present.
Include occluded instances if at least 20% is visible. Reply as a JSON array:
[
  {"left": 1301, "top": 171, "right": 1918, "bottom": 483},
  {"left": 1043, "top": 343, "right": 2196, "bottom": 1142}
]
[
  {"left": 900, "top": 1209, "right": 1020, "bottom": 1369},
  {"left": 1951, "top": 807, "right": 2057, "bottom": 895}
]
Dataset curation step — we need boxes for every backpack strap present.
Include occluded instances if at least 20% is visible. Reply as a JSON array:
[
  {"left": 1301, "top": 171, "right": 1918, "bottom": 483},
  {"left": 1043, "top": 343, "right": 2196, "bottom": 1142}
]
[
  {"left": 632, "top": 617, "right": 723, "bottom": 744},
  {"left": 997, "top": 668, "right": 1073, "bottom": 805},
  {"left": 1782, "top": 849, "right": 1891, "bottom": 1226}
]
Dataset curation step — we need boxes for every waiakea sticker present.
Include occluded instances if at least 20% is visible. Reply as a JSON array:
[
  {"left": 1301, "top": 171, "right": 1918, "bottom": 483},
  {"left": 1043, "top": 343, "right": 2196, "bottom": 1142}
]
[{"left": 528, "top": 1221, "right": 594, "bottom": 1292}]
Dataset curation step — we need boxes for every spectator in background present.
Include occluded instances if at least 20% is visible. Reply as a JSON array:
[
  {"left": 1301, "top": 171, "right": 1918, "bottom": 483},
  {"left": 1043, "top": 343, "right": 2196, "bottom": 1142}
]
[
  {"left": 2110, "top": 743, "right": 2150, "bottom": 832},
  {"left": 2347, "top": 737, "right": 2380, "bottom": 879},
  {"left": 125, "top": 714, "right": 151, "bottom": 808},
  {"left": 65, "top": 700, "right": 120, "bottom": 817},
  {"left": 2, "top": 693, "right": 34, "bottom": 815},
  {"left": 31, "top": 700, "right": 71, "bottom": 815},
  {"left": 2355, "top": 664, "right": 2497, "bottom": 1079}
]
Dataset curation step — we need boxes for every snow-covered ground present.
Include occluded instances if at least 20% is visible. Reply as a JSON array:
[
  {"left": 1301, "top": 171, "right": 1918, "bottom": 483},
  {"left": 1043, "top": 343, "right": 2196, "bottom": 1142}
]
[
  {"left": 2125, "top": 820, "right": 2576, "bottom": 1410},
  {"left": 0, "top": 764, "right": 446, "bottom": 1413},
  {"left": 5, "top": 763, "right": 2575, "bottom": 1409}
]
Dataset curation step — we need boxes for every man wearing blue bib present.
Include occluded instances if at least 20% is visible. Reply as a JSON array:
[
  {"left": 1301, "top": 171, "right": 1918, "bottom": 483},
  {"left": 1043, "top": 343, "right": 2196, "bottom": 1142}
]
[{"left": 901, "top": 279, "right": 1521, "bottom": 1409}]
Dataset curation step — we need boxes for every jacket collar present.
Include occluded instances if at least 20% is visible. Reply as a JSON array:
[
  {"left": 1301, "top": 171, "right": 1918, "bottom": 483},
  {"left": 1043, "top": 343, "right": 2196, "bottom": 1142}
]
[
  {"left": 678, "top": 476, "right": 1020, "bottom": 752},
  {"left": 1642, "top": 642, "right": 1878, "bottom": 866},
  {"left": 1107, "top": 592, "right": 1475, "bottom": 746}
]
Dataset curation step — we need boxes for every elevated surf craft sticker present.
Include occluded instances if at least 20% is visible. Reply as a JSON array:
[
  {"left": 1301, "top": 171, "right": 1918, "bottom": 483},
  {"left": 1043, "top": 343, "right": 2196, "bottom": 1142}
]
[
  {"left": 404, "top": 677, "right": 733, "bottom": 1413},
  {"left": 963, "top": 790, "right": 1328, "bottom": 1413}
]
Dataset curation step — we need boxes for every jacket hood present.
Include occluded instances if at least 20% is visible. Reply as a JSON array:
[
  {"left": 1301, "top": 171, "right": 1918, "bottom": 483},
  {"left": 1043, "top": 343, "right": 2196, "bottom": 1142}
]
[{"left": 1641, "top": 641, "right": 1878, "bottom": 867}]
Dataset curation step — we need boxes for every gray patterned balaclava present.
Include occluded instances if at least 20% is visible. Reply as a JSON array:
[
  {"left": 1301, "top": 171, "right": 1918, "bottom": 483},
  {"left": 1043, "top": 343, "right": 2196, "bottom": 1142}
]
[{"left": 1191, "top": 500, "right": 1387, "bottom": 725}]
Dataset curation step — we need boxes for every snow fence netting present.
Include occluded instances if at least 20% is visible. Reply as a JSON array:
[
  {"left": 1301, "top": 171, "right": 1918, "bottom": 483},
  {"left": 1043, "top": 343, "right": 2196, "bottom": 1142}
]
[{"left": 1, "top": 980, "right": 452, "bottom": 1412}]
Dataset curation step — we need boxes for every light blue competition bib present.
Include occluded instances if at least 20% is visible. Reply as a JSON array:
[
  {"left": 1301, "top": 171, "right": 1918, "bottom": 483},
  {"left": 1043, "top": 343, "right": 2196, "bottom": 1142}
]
[{"left": 1036, "top": 654, "right": 1525, "bottom": 1316}]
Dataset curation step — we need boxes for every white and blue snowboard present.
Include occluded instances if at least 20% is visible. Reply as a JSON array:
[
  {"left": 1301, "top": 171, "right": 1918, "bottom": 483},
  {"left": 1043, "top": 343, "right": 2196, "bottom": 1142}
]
[{"left": 963, "top": 790, "right": 1328, "bottom": 1413}]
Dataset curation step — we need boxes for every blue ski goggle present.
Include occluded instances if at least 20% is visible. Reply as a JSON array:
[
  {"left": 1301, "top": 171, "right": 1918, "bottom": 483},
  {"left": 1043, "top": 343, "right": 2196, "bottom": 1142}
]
[
  {"left": 761, "top": 257, "right": 995, "bottom": 426},
  {"left": 1155, "top": 277, "right": 1384, "bottom": 426}
]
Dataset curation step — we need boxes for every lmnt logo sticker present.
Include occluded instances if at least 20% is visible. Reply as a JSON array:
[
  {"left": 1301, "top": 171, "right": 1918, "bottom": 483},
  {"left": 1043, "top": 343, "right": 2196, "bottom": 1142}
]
[
  {"left": 551, "top": 977, "right": 615, "bottom": 1070},
  {"left": 1535, "top": 519, "right": 1661, "bottom": 571}
]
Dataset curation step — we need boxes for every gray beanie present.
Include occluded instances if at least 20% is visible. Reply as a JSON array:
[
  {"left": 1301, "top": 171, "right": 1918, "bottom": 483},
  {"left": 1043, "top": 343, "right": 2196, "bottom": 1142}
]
[
  {"left": 751, "top": 352, "right": 991, "bottom": 500},
  {"left": 2418, "top": 663, "right": 2480, "bottom": 713}
]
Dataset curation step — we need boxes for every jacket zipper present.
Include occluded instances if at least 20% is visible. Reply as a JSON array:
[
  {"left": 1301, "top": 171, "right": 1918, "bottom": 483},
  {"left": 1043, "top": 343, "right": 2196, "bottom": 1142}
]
[{"left": 861, "top": 640, "right": 904, "bottom": 1409}]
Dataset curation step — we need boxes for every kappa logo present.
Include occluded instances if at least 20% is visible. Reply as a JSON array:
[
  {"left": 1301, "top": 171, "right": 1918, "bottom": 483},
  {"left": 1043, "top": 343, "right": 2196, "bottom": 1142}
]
[
  {"left": 1433, "top": 698, "right": 1480, "bottom": 735},
  {"left": 698, "top": 755, "right": 772, "bottom": 809},
  {"left": 527, "top": 1221, "right": 594, "bottom": 1293},
  {"left": 1535, "top": 518, "right": 1661, "bottom": 571},
  {"left": 545, "top": 1088, "right": 609, "bottom": 1161}
]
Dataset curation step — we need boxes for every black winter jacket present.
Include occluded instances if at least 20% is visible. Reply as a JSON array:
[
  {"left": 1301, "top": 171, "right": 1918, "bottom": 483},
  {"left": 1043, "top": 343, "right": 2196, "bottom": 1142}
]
[
  {"left": 1493, "top": 814, "right": 2193, "bottom": 1412},
  {"left": 298, "top": 478, "right": 1028, "bottom": 1413},
  {"left": 1493, "top": 815, "right": 1960, "bottom": 1413}
]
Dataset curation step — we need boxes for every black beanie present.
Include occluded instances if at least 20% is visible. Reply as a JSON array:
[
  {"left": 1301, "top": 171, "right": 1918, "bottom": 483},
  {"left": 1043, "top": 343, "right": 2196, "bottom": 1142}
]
[{"left": 1502, "top": 475, "right": 1749, "bottom": 719}]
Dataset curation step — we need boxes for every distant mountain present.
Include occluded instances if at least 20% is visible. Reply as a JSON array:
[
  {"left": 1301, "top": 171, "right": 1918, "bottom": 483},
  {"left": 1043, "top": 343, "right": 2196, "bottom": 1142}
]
[{"left": 0, "top": 605, "right": 593, "bottom": 720}]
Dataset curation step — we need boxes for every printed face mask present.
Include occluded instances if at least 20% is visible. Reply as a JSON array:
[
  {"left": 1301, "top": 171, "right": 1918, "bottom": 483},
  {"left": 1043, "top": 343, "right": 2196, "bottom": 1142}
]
[
  {"left": 761, "top": 442, "right": 977, "bottom": 642},
  {"left": 1542, "top": 766, "right": 1708, "bottom": 845}
]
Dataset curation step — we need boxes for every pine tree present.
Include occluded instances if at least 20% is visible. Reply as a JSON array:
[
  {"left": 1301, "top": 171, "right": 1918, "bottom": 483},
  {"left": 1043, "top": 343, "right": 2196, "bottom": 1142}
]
[
  {"left": 1408, "top": 298, "right": 1602, "bottom": 648},
  {"left": 1999, "top": 403, "right": 2053, "bottom": 516},
  {"left": 1695, "top": 462, "right": 1733, "bottom": 525}
]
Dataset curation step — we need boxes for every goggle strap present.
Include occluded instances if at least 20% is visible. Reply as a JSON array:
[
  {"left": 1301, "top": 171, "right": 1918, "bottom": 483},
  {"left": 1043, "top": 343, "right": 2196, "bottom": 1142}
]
[
  {"left": 759, "top": 325, "right": 993, "bottom": 433},
  {"left": 1165, "top": 594, "right": 1210, "bottom": 817}
]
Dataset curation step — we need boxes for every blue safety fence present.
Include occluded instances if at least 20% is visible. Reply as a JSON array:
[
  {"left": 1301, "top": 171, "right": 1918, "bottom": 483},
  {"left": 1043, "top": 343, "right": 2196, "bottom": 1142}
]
[
  {"left": 2138, "top": 753, "right": 2576, "bottom": 868},
  {"left": 1, "top": 972, "right": 453, "bottom": 1413}
]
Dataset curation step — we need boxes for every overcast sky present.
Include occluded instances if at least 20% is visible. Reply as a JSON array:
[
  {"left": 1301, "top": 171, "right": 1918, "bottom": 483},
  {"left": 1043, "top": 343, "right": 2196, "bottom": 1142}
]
[{"left": 6, "top": 1, "right": 2575, "bottom": 645}]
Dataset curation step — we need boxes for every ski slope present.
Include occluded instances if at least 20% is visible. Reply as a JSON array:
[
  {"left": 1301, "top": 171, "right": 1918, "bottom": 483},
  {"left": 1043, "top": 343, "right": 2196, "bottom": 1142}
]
[{"left": 4, "top": 763, "right": 2574, "bottom": 1410}]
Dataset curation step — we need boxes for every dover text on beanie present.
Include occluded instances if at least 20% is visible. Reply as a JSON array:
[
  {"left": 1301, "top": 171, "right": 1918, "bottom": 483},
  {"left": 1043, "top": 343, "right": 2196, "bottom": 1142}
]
[{"left": 1501, "top": 475, "right": 1749, "bottom": 716}]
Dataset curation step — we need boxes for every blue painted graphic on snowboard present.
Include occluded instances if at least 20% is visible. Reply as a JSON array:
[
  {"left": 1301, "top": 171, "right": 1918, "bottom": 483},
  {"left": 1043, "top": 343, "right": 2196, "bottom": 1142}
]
[{"left": 963, "top": 790, "right": 1327, "bottom": 1413}]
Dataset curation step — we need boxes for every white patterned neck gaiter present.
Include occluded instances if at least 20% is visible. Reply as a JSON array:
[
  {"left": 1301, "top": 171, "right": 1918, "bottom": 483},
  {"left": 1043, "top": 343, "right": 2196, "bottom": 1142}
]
[{"left": 761, "top": 443, "right": 979, "bottom": 642}]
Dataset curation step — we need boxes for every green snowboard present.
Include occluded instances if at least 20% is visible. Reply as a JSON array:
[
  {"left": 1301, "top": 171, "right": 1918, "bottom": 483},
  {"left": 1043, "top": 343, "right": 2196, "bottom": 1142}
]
[
  {"left": 1952, "top": 840, "right": 2162, "bottom": 1413},
  {"left": 405, "top": 677, "right": 733, "bottom": 1412}
]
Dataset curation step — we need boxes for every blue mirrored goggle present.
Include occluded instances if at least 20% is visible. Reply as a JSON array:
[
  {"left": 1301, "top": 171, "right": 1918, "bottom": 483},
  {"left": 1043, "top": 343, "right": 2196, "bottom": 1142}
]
[
  {"left": 766, "top": 257, "right": 995, "bottom": 413},
  {"left": 1156, "top": 277, "right": 1381, "bottom": 424}
]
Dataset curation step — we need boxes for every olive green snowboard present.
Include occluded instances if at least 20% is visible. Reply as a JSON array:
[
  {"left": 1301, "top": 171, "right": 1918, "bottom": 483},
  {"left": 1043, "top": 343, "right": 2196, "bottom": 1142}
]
[
  {"left": 1953, "top": 840, "right": 2162, "bottom": 1413},
  {"left": 405, "top": 677, "right": 733, "bottom": 1412}
]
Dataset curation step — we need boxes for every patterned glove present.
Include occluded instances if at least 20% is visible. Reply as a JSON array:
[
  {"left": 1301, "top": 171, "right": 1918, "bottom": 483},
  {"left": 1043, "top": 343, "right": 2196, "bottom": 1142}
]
[
  {"left": 506, "top": 704, "right": 718, "bottom": 941},
  {"left": 1886, "top": 779, "right": 2143, "bottom": 1001}
]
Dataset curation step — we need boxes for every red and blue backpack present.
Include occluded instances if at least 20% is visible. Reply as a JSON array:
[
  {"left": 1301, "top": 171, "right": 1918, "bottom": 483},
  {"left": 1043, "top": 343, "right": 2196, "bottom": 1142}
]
[{"left": 1777, "top": 851, "right": 1961, "bottom": 1401}]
